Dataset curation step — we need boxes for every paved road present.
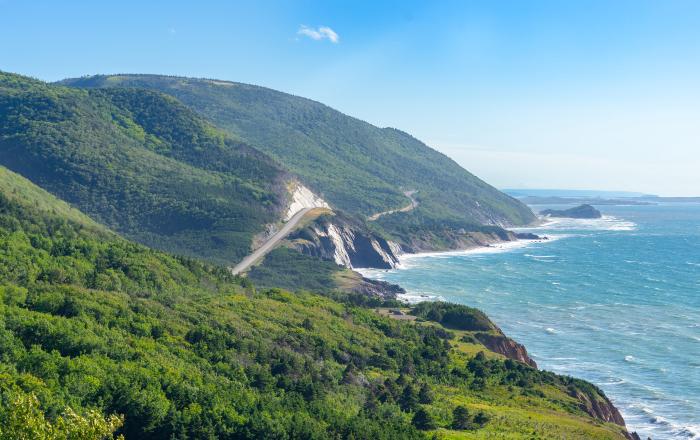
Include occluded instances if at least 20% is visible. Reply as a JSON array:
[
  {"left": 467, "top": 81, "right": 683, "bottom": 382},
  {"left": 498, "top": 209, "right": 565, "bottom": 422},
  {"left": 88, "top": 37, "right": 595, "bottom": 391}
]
[
  {"left": 368, "top": 190, "right": 418, "bottom": 221},
  {"left": 229, "top": 208, "right": 314, "bottom": 276}
]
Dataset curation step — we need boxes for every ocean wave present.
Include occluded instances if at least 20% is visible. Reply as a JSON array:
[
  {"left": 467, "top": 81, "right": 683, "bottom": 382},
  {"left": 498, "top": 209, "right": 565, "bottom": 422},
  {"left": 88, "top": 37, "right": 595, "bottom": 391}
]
[
  {"left": 625, "top": 401, "right": 700, "bottom": 439},
  {"left": 648, "top": 415, "right": 700, "bottom": 439},
  {"left": 603, "top": 377, "right": 627, "bottom": 386},
  {"left": 525, "top": 253, "right": 558, "bottom": 263},
  {"left": 397, "top": 292, "right": 445, "bottom": 304},
  {"left": 393, "top": 235, "right": 566, "bottom": 266},
  {"left": 527, "top": 215, "right": 637, "bottom": 232}
]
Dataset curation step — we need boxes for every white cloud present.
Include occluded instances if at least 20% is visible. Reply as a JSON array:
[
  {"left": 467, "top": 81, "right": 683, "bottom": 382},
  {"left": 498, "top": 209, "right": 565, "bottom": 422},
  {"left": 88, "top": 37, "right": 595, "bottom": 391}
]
[{"left": 298, "top": 25, "right": 339, "bottom": 43}]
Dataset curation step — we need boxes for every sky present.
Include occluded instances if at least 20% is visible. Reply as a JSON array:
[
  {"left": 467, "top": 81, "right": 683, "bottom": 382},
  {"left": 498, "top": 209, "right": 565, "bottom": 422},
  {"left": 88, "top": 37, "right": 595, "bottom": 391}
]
[{"left": 2, "top": 0, "right": 699, "bottom": 195}]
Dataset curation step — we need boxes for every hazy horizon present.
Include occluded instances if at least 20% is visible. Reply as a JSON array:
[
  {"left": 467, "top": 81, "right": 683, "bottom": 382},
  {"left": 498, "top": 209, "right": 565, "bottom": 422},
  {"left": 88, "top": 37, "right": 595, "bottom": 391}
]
[{"left": 4, "top": 0, "right": 698, "bottom": 196}]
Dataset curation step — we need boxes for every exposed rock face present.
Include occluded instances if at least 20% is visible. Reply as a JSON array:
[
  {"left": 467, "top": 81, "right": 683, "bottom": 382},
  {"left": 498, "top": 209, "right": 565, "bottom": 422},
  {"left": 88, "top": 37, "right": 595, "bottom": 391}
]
[
  {"left": 350, "top": 277, "right": 405, "bottom": 299},
  {"left": 514, "top": 232, "right": 544, "bottom": 240},
  {"left": 289, "top": 215, "right": 402, "bottom": 269},
  {"left": 399, "top": 228, "right": 516, "bottom": 253},
  {"left": 474, "top": 332, "right": 538, "bottom": 368},
  {"left": 568, "top": 387, "right": 626, "bottom": 426},
  {"left": 285, "top": 182, "right": 330, "bottom": 220},
  {"left": 623, "top": 431, "right": 642, "bottom": 440},
  {"left": 540, "top": 204, "right": 602, "bottom": 219}
]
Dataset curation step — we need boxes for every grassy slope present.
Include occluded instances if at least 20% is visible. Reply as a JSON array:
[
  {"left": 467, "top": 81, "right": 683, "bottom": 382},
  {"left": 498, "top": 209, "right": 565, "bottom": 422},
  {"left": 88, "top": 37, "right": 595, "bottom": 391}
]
[
  {"left": 0, "top": 165, "right": 627, "bottom": 439},
  {"left": 0, "top": 72, "right": 287, "bottom": 265},
  {"left": 60, "top": 75, "right": 535, "bottom": 233}
]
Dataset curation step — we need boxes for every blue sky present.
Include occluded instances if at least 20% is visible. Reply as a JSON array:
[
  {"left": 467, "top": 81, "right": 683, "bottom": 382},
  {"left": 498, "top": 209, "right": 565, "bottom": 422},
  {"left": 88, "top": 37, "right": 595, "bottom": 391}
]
[{"left": 2, "top": 0, "right": 699, "bottom": 195}]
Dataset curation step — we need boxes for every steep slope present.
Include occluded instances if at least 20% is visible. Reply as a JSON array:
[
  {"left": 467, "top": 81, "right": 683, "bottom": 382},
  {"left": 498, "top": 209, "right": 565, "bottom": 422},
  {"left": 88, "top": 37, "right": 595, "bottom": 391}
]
[
  {"left": 60, "top": 75, "right": 535, "bottom": 237},
  {"left": 0, "top": 72, "right": 288, "bottom": 265},
  {"left": 0, "top": 165, "right": 633, "bottom": 439}
]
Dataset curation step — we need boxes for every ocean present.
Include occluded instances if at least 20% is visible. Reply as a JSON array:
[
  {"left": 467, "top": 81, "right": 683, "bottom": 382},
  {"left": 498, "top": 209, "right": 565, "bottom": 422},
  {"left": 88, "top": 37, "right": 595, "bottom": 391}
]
[{"left": 360, "top": 203, "right": 700, "bottom": 439}]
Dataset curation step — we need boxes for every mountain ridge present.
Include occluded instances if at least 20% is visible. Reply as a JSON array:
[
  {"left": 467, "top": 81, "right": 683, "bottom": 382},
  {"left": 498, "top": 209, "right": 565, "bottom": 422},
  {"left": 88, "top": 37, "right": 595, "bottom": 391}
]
[{"left": 59, "top": 74, "right": 536, "bottom": 242}]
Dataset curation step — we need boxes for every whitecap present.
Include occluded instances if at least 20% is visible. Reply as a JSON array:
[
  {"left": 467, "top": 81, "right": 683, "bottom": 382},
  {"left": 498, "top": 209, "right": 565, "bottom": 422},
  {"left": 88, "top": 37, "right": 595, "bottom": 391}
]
[
  {"left": 624, "top": 355, "right": 636, "bottom": 362},
  {"left": 525, "top": 214, "right": 636, "bottom": 232},
  {"left": 394, "top": 236, "right": 565, "bottom": 265},
  {"left": 545, "top": 327, "right": 557, "bottom": 334}
]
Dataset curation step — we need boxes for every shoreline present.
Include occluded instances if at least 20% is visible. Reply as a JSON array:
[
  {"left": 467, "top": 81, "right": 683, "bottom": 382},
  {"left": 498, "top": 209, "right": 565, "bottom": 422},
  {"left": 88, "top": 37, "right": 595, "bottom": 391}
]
[
  {"left": 358, "top": 230, "right": 641, "bottom": 439},
  {"left": 358, "top": 211, "right": 673, "bottom": 440},
  {"left": 396, "top": 236, "right": 556, "bottom": 263}
]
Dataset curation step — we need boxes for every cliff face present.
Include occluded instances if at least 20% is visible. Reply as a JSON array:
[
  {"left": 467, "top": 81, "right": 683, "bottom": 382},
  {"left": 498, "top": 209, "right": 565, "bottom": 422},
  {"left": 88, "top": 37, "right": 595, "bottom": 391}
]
[
  {"left": 399, "top": 228, "right": 517, "bottom": 253},
  {"left": 289, "top": 215, "right": 402, "bottom": 269},
  {"left": 568, "top": 388, "right": 626, "bottom": 426},
  {"left": 348, "top": 277, "right": 406, "bottom": 299},
  {"left": 474, "top": 332, "right": 538, "bottom": 368},
  {"left": 288, "top": 215, "right": 545, "bottom": 270}
]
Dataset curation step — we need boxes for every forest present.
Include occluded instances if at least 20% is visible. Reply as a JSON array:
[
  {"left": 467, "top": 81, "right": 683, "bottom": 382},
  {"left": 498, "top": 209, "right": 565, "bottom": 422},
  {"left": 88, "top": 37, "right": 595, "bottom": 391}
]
[{"left": 0, "top": 166, "right": 630, "bottom": 439}]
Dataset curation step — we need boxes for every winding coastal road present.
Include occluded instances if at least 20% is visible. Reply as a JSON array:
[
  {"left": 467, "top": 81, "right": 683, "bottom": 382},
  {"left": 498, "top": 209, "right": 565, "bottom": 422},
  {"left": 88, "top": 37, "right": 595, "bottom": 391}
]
[
  {"left": 231, "top": 189, "right": 417, "bottom": 275},
  {"left": 229, "top": 207, "right": 314, "bottom": 276},
  {"left": 367, "top": 190, "right": 418, "bottom": 221}
]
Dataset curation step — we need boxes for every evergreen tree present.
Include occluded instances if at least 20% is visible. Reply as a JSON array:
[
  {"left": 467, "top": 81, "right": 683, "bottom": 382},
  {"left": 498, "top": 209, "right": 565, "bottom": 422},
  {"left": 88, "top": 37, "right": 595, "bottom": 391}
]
[
  {"left": 418, "top": 383, "right": 434, "bottom": 404},
  {"left": 400, "top": 384, "right": 419, "bottom": 412},
  {"left": 412, "top": 408, "right": 436, "bottom": 430},
  {"left": 451, "top": 405, "right": 472, "bottom": 430}
]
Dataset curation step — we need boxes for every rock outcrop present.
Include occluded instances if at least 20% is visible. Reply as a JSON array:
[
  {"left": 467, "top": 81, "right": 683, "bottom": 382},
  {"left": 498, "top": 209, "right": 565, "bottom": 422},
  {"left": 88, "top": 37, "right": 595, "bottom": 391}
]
[
  {"left": 474, "top": 332, "right": 538, "bottom": 368},
  {"left": 289, "top": 214, "right": 402, "bottom": 269},
  {"left": 285, "top": 181, "right": 330, "bottom": 220},
  {"left": 514, "top": 232, "right": 544, "bottom": 240},
  {"left": 540, "top": 204, "right": 602, "bottom": 219},
  {"left": 566, "top": 385, "right": 631, "bottom": 428},
  {"left": 398, "top": 228, "right": 516, "bottom": 253},
  {"left": 350, "top": 277, "right": 406, "bottom": 299}
]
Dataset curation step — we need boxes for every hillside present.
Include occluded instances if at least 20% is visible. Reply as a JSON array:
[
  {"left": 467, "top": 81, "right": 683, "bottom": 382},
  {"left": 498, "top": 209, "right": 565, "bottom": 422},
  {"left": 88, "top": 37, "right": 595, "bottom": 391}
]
[
  {"left": 0, "top": 72, "right": 288, "bottom": 265},
  {"left": 0, "top": 165, "right": 632, "bottom": 439},
  {"left": 60, "top": 75, "right": 535, "bottom": 240}
]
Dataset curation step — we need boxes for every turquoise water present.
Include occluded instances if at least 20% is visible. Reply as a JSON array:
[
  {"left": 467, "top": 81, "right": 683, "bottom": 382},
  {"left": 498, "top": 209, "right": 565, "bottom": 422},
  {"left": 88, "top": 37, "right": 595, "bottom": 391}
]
[{"left": 361, "top": 204, "right": 700, "bottom": 439}]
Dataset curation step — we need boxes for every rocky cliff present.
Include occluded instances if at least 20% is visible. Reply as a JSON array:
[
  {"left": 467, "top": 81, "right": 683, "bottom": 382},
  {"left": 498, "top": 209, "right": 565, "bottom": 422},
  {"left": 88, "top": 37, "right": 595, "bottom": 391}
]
[
  {"left": 568, "top": 387, "right": 626, "bottom": 426},
  {"left": 288, "top": 213, "right": 548, "bottom": 270},
  {"left": 474, "top": 332, "right": 538, "bottom": 368},
  {"left": 288, "top": 214, "right": 403, "bottom": 269}
]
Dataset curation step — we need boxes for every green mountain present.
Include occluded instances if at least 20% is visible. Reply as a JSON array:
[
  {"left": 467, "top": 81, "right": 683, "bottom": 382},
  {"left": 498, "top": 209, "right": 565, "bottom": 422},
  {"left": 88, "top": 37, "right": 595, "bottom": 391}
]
[
  {"left": 0, "top": 164, "right": 630, "bottom": 439},
  {"left": 0, "top": 72, "right": 288, "bottom": 266},
  {"left": 60, "top": 75, "right": 535, "bottom": 238}
]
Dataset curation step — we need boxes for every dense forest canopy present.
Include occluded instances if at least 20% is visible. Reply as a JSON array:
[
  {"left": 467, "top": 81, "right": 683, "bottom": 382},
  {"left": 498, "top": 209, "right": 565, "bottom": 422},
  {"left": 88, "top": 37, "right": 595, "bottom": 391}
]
[
  {"left": 0, "top": 165, "right": 630, "bottom": 439},
  {"left": 0, "top": 72, "right": 287, "bottom": 265}
]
